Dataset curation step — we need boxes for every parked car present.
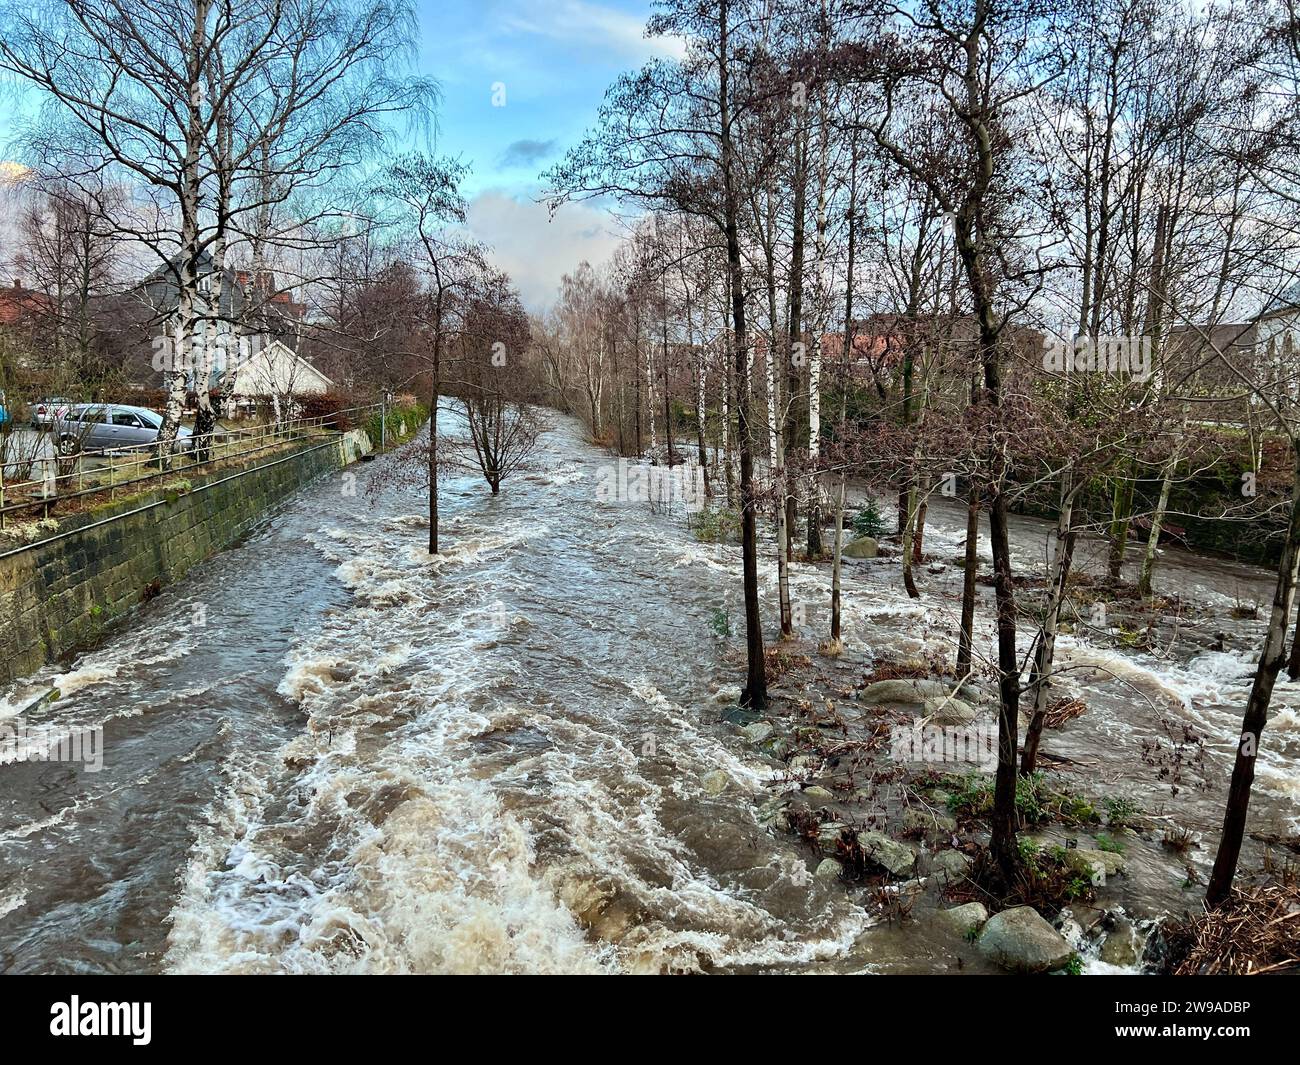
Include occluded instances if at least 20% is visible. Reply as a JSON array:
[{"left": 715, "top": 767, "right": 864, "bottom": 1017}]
[
  {"left": 55, "top": 404, "right": 193, "bottom": 455},
  {"left": 30, "top": 396, "right": 74, "bottom": 429}
]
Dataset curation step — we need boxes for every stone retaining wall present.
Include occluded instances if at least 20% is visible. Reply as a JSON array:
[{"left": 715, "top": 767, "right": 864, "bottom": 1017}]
[{"left": 0, "top": 428, "right": 373, "bottom": 683}]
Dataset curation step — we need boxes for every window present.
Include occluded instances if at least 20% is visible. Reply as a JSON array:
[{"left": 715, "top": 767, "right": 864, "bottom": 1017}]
[{"left": 112, "top": 412, "right": 141, "bottom": 427}]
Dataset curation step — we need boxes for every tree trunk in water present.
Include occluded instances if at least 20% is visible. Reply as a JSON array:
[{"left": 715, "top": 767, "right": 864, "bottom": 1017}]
[
  {"left": 634, "top": 337, "right": 642, "bottom": 457},
  {"left": 807, "top": 333, "right": 823, "bottom": 558},
  {"left": 720, "top": 0, "right": 765, "bottom": 710},
  {"left": 1139, "top": 436, "right": 1180, "bottom": 598},
  {"left": 1287, "top": 599, "right": 1300, "bottom": 682},
  {"left": 428, "top": 284, "right": 442, "bottom": 555},
  {"left": 1107, "top": 465, "right": 1137, "bottom": 581},
  {"left": 988, "top": 477, "right": 1021, "bottom": 885},
  {"left": 912, "top": 474, "right": 929, "bottom": 564},
  {"left": 900, "top": 455, "right": 921, "bottom": 599},
  {"left": 1206, "top": 454, "right": 1300, "bottom": 907},
  {"left": 777, "top": 463, "right": 792, "bottom": 637},
  {"left": 1021, "top": 484, "right": 1078, "bottom": 774},
  {"left": 831, "top": 473, "right": 846, "bottom": 644},
  {"left": 764, "top": 272, "right": 791, "bottom": 636},
  {"left": 721, "top": 352, "right": 734, "bottom": 507},
  {"left": 957, "top": 483, "right": 980, "bottom": 677},
  {"left": 428, "top": 383, "right": 439, "bottom": 553},
  {"left": 1138, "top": 474, "right": 1171, "bottom": 598}
]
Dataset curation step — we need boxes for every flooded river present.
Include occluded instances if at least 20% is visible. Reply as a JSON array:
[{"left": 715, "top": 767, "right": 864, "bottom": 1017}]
[{"left": 1, "top": 412, "right": 1296, "bottom": 973}]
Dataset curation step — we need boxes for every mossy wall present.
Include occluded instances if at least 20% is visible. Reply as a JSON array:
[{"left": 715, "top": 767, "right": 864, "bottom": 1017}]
[{"left": 0, "top": 428, "right": 373, "bottom": 683}]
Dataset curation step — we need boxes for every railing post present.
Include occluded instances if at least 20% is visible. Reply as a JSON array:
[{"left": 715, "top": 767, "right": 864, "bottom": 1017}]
[{"left": 381, "top": 392, "right": 388, "bottom": 451}]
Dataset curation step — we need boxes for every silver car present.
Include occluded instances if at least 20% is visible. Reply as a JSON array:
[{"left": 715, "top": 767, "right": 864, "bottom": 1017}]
[
  {"left": 30, "top": 396, "right": 74, "bottom": 429},
  {"left": 55, "top": 404, "right": 193, "bottom": 455}
]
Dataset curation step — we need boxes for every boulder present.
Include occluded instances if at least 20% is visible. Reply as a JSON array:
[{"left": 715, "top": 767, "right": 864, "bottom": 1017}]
[
  {"left": 1055, "top": 911, "right": 1086, "bottom": 951},
  {"left": 903, "top": 806, "right": 957, "bottom": 839},
  {"left": 1066, "top": 847, "right": 1126, "bottom": 883},
  {"left": 978, "top": 906, "right": 1074, "bottom": 973},
  {"left": 817, "top": 822, "right": 850, "bottom": 855},
  {"left": 856, "top": 830, "right": 917, "bottom": 877},
  {"left": 936, "top": 902, "right": 989, "bottom": 936},
  {"left": 740, "top": 721, "right": 775, "bottom": 745},
  {"left": 814, "top": 858, "right": 842, "bottom": 882},
  {"left": 858, "top": 678, "right": 955, "bottom": 705},
  {"left": 928, "top": 849, "right": 973, "bottom": 881},
  {"left": 843, "top": 536, "right": 878, "bottom": 559},
  {"left": 922, "top": 696, "right": 978, "bottom": 725},
  {"left": 803, "top": 785, "right": 835, "bottom": 801},
  {"left": 701, "top": 770, "right": 729, "bottom": 796}
]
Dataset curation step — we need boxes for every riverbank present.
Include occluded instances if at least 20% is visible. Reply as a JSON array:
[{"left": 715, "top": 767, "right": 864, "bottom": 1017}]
[{"left": 701, "top": 499, "right": 1300, "bottom": 973}]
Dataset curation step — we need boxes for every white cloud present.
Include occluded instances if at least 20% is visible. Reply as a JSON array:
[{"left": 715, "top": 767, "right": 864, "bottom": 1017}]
[
  {"left": 466, "top": 189, "right": 625, "bottom": 311},
  {"left": 500, "top": 0, "right": 686, "bottom": 62}
]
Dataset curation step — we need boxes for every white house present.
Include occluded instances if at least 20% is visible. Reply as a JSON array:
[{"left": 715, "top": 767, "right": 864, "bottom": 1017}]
[
  {"left": 1253, "top": 282, "right": 1300, "bottom": 415},
  {"left": 139, "top": 254, "right": 324, "bottom": 410},
  {"left": 224, "top": 339, "right": 333, "bottom": 413}
]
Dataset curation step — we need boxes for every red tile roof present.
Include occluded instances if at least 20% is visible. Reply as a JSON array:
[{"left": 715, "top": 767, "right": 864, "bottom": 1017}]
[{"left": 0, "top": 280, "right": 52, "bottom": 326}]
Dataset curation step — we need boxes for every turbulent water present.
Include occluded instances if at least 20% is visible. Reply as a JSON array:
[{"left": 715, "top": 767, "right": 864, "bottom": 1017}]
[{"left": 1, "top": 410, "right": 1297, "bottom": 974}]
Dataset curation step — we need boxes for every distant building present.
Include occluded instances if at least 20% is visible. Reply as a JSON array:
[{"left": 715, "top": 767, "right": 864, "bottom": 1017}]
[
  {"left": 0, "top": 278, "right": 52, "bottom": 333},
  {"left": 223, "top": 339, "right": 332, "bottom": 414},
  {"left": 137, "top": 253, "right": 326, "bottom": 407},
  {"left": 1251, "top": 283, "right": 1300, "bottom": 418}
]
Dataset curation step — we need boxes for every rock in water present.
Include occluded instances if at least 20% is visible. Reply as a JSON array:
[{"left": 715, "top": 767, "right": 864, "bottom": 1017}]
[
  {"left": 1066, "top": 847, "right": 1126, "bottom": 883},
  {"left": 701, "top": 770, "right": 729, "bottom": 796},
  {"left": 928, "top": 849, "right": 973, "bottom": 881},
  {"left": 858, "top": 678, "right": 955, "bottom": 705},
  {"left": 740, "top": 721, "right": 774, "bottom": 745},
  {"left": 936, "top": 902, "right": 989, "bottom": 936},
  {"left": 903, "top": 805, "right": 958, "bottom": 839},
  {"left": 842, "top": 536, "right": 878, "bottom": 559},
  {"left": 922, "top": 695, "right": 978, "bottom": 725},
  {"left": 814, "top": 858, "right": 842, "bottom": 882},
  {"left": 978, "top": 906, "right": 1074, "bottom": 973},
  {"left": 856, "top": 830, "right": 916, "bottom": 877},
  {"left": 1098, "top": 916, "right": 1142, "bottom": 968},
  {"left": 817, "top": 823, "right": 850, "bottom": 855}
]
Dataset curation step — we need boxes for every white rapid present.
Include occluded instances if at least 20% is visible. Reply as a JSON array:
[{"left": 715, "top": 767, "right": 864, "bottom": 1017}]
[{"left": 0, "top": 413, "right": 870, "bottom": 974}]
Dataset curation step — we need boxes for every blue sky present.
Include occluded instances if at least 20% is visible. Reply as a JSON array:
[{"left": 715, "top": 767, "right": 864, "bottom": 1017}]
[
  {"left": 0, "top": 0, "right": 676, "bottom": 309},
  {"left": 417, "top": 0, "right": 679, "bottom": 306}
]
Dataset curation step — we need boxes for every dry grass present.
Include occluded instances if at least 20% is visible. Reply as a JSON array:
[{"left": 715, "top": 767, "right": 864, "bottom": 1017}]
[
  {"left": 1170, "top": 884, "right": 1300, "bottom": 975},
  {"left": 764, "top": 646, "right": 812, "bottom": 682},
  {"left": 865, "top": 661, "right": 929, "bottom": 683}
]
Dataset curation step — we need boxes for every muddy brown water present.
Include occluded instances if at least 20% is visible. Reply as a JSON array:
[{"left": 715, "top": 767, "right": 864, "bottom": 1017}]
[{"left": 0, "top": 412, "right": 1295, "bottom": 973}]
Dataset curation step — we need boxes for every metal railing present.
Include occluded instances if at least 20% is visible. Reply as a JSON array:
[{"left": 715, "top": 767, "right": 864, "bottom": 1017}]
[{"left": 0, "top": 403, "right": 382, "bottom": 527}]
